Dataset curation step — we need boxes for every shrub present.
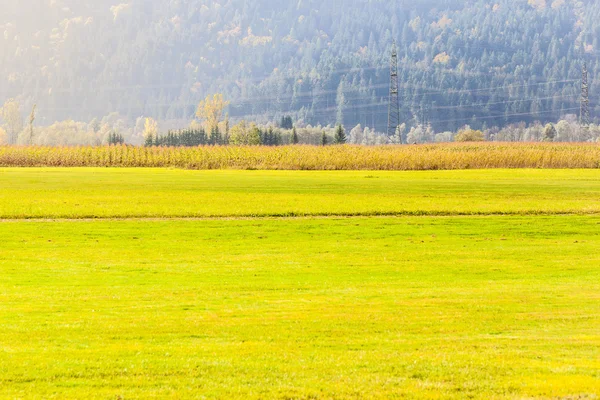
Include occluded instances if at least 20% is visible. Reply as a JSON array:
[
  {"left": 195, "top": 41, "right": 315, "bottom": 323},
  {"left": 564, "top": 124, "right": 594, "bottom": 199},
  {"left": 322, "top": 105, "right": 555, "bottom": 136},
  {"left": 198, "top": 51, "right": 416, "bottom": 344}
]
[{"left": 455, "top": 129, "right": 485, "bottom": 142}]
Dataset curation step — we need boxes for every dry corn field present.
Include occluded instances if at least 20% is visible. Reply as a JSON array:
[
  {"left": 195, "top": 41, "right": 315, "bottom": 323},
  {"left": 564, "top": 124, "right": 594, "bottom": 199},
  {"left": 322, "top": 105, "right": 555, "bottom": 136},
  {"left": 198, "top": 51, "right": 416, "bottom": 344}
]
[{"left": 2, "top": 143, "right": 600, "bottom": 170}]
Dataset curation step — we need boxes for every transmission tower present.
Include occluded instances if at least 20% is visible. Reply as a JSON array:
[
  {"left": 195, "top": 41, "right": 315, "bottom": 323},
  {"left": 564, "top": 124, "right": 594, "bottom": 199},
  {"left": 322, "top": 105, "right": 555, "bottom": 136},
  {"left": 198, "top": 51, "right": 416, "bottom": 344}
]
[
  {"left": 387, "top": 41, "right": 401, "bottom": 139},
  {"left": 580, "top": 61, "right": 590, "bottom": 135}
]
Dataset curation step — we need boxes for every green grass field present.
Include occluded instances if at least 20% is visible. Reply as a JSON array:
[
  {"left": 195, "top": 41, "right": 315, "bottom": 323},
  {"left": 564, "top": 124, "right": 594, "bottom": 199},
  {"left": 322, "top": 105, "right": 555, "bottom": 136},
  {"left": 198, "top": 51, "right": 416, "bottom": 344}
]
[
  {"left": 1, "top": 169, "right": 599, "bottom": 399},
  {"left": 2, "top": 168, "right": 600, "bottom": 218}
]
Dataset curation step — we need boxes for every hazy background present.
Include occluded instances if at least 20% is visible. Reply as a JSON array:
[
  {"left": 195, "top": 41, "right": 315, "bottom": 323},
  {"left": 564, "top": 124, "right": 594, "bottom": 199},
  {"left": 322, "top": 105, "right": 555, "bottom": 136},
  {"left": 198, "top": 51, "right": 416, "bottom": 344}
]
[{"left": 1, "top": 0, "right": 599, "bottom": 135}]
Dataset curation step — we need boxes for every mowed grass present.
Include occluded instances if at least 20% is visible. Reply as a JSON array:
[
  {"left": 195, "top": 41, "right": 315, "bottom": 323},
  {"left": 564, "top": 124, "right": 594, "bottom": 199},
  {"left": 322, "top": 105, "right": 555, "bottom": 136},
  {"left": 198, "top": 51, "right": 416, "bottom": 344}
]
[
  {"left": 1, "top": 168, "right": 599, "bottom": 398},
  {"left": 2, "top": 168, "right": 600, "bottom": 218},
  {"left": 0, "top": 216, "right": 599, "bottom": 398}
]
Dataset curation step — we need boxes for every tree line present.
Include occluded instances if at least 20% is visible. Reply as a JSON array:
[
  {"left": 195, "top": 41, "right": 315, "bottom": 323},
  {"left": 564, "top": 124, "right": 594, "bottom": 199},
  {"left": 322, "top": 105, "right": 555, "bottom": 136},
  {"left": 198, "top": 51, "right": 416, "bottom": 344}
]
[{"left": 1, "top": 94, "right": 596, "bottom": 147}]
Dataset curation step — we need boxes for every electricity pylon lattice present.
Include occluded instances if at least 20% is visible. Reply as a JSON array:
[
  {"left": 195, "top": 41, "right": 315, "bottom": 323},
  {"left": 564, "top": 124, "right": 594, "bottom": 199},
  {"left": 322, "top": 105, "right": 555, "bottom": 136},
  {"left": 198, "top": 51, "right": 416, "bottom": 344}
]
[
  {"left": 387, "top": 41, "right": 401, "bottom": 140},
  {"left": 580, "top": 61, "right": 590, "bottom": 134}
]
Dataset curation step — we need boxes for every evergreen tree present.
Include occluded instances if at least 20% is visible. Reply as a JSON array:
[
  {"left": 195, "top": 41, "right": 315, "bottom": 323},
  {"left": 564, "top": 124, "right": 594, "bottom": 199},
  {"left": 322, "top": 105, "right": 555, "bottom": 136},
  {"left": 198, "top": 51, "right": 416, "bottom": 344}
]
[
  {"left": 291, "top": 126, "right": 299, "bottom": 144},
  {"left": 107, "top": 131, "right": 125, "bottom": 145},
  {"left": 223, "top": 115, "right": 230, "bottom": 145},
  {"left": 321, "top": 131, "right": 328, "bottom": 146},
  {"left": 280, "top": 116, "right": 293, "bottom": 130},
  {"left": 268, "top": 127, "right": 275, "bottom": 146},
  {"left": 334, "top": 124, "right": 347, "bottom": 144},
  {"left": 144, "top": 135, "right": 154, "bottom": 147},
  {"left": 224, "top": 113, "right": 230, "bottom": 136},
  {"left": 210, "top": 126, "right": 222, "bottom": 145}
]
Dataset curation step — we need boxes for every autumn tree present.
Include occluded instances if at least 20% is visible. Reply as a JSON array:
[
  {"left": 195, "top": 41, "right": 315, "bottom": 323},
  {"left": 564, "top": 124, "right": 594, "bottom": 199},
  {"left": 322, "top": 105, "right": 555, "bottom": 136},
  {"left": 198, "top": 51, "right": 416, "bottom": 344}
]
[
  {"left": 229, "top": 121, "right": 245, "bottom": 145},
  {"left": 143, "top": 117, "right": 158, "bottom": 146},
  {"left": 229, "top": 121, "right": 262, "bottom": 145},
  {"left": 196, "top": 94, "right": 229, "bottom": 133},
  {"left": 0, "top": 127, "right": 6, "bottom": 145},
  {"left": 386, "top": 124, "right": 407, "bottom": 144},
  {"left": 28, "top": 104, "right": 36, "bottom": 145},
  {"left": 248, "top": 124, "right": 262, "bottom": 145},
  {"left": 1, "top": 99, "right": 23, "bottom": 144},
  {"left": 454, "top": 128, "right": 485, "bottom": 142},
  {"left": 543, "top": 123, "right": 557, "bottom": 142},
  {"left": 90, "top": 118, "right": 101, "bottom": 134},
  {"left": 406, "top": 125, "right": 424, "bottom": 144}
]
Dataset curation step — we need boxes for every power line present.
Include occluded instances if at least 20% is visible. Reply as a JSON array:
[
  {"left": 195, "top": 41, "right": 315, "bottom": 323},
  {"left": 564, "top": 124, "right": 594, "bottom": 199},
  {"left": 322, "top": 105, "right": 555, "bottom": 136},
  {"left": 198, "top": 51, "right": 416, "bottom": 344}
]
[{"left": 433, "top": 107, "right": 581, "bottom": 125}]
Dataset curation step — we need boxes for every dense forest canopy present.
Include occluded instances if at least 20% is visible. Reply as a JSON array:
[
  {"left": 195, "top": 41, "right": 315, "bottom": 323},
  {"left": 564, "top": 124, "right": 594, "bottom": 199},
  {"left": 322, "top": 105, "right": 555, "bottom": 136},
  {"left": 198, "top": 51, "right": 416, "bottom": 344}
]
[{"left": 1, "top": 0, "right": 599, "bottom": 135}]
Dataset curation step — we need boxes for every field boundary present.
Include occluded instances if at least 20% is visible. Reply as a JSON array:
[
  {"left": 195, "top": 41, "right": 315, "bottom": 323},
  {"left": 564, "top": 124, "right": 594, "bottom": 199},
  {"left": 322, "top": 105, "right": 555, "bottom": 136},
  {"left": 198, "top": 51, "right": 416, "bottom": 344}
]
[{"left": 2, "top": 210, "right": 600, "bottom": 222}]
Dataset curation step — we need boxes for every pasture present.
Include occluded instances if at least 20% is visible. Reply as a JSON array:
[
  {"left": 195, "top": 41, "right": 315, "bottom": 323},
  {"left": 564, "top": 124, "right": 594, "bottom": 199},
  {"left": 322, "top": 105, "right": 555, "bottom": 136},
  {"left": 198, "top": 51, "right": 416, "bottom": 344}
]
[
  {"left": 0, "top": 168, "right": 599, "bottom": 399},
  {"left": 3, "top": 168, "right": 600, "bottom": 218}
]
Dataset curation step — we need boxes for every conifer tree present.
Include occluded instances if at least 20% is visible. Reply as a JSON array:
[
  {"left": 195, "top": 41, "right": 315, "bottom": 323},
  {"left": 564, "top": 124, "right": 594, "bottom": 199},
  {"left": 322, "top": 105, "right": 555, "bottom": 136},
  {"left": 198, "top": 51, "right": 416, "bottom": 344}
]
[
  {"left": 291, "top": 126, "right": 299, "bottom": 144},
  {"left": 107, "top": 131, "right": 124, "bottom": 145},
  {"left": 211, "top": 126, "right": 222, "bottom": 145},
  {"left": 270, "top": 127, "right": 276, "bottom": 145},
  {"left": 321, "top": 131, "right": 328, "bottom": 146},
  {"left": 280, "top": 116, "right": 293, "bottom": 130},
  {"left": 334, "top": 124, "right": 347, "bottom": 144},
  {"left": 223, "top": 114, "right": 230, "bottom": 145}
]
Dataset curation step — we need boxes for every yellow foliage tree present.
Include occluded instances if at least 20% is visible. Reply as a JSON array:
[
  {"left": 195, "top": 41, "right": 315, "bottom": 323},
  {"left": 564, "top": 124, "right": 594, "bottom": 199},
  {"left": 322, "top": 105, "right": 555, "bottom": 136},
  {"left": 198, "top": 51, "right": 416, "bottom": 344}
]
[
  {"left": 229, "top": 121, "right": 262, "bottom": 145},
  {"left": 433, "top": 52, "right": 450, "bottom": 64},
  {"left": 196, "top": 94, "right": 229, "bottom": 131},
  {"left": 229, "top": 120, "right": 248, "bottom": 145},
  {"left": 455, "top": 128, "right": 485, "bottom": 142},
  {"left": 247, "top": 123, "right": 261, "bottom": 145},
  {"left": 1, "top": 99, "right": 23, "bottom": 144},
  {"left": 0, "top": 126, "right": 7, "bottom": 144},
  {"left": 143, "top": 118, "right": 158, "bottom": 145}
]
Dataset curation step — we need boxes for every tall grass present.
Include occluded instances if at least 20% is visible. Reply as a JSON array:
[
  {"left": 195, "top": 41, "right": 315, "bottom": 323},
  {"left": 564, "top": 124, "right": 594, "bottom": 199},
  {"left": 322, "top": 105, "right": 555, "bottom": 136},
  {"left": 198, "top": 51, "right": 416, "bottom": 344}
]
[{"left": 1, "top": 143, "right": 600, "bottom": 170}]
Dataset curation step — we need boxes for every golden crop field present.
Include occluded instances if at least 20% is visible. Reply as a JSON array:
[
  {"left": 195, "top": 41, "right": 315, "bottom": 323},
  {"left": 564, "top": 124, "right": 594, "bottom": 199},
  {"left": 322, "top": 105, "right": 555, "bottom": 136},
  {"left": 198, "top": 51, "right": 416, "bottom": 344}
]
[{"left": 2, "top": 142, "right": 600, "bottom": 170}]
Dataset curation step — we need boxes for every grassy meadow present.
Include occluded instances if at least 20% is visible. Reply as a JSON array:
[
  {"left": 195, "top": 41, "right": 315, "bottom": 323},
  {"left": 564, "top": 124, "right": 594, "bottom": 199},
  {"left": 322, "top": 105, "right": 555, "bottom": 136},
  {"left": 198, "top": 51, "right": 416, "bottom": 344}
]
[
  {"left": 1, "top": 168, "right": 599, "bottom": 398},
  {"left": 3, "top": 168, "right": 600, "bottom": 218}
]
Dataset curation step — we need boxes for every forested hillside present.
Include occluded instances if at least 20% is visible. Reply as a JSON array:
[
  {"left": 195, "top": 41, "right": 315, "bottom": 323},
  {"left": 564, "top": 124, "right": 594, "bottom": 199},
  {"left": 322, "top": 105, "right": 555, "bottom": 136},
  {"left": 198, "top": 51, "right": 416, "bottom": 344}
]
[{"left": 1, "top": 0, "right": 600, "bottom": 134}]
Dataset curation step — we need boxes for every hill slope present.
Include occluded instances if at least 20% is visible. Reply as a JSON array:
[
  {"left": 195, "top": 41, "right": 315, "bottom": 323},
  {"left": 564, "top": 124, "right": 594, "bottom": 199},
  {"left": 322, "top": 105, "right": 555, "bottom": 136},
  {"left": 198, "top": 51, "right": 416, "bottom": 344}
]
[{"left": 1, "top": 0, "right": 599, "bottom": 132}]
